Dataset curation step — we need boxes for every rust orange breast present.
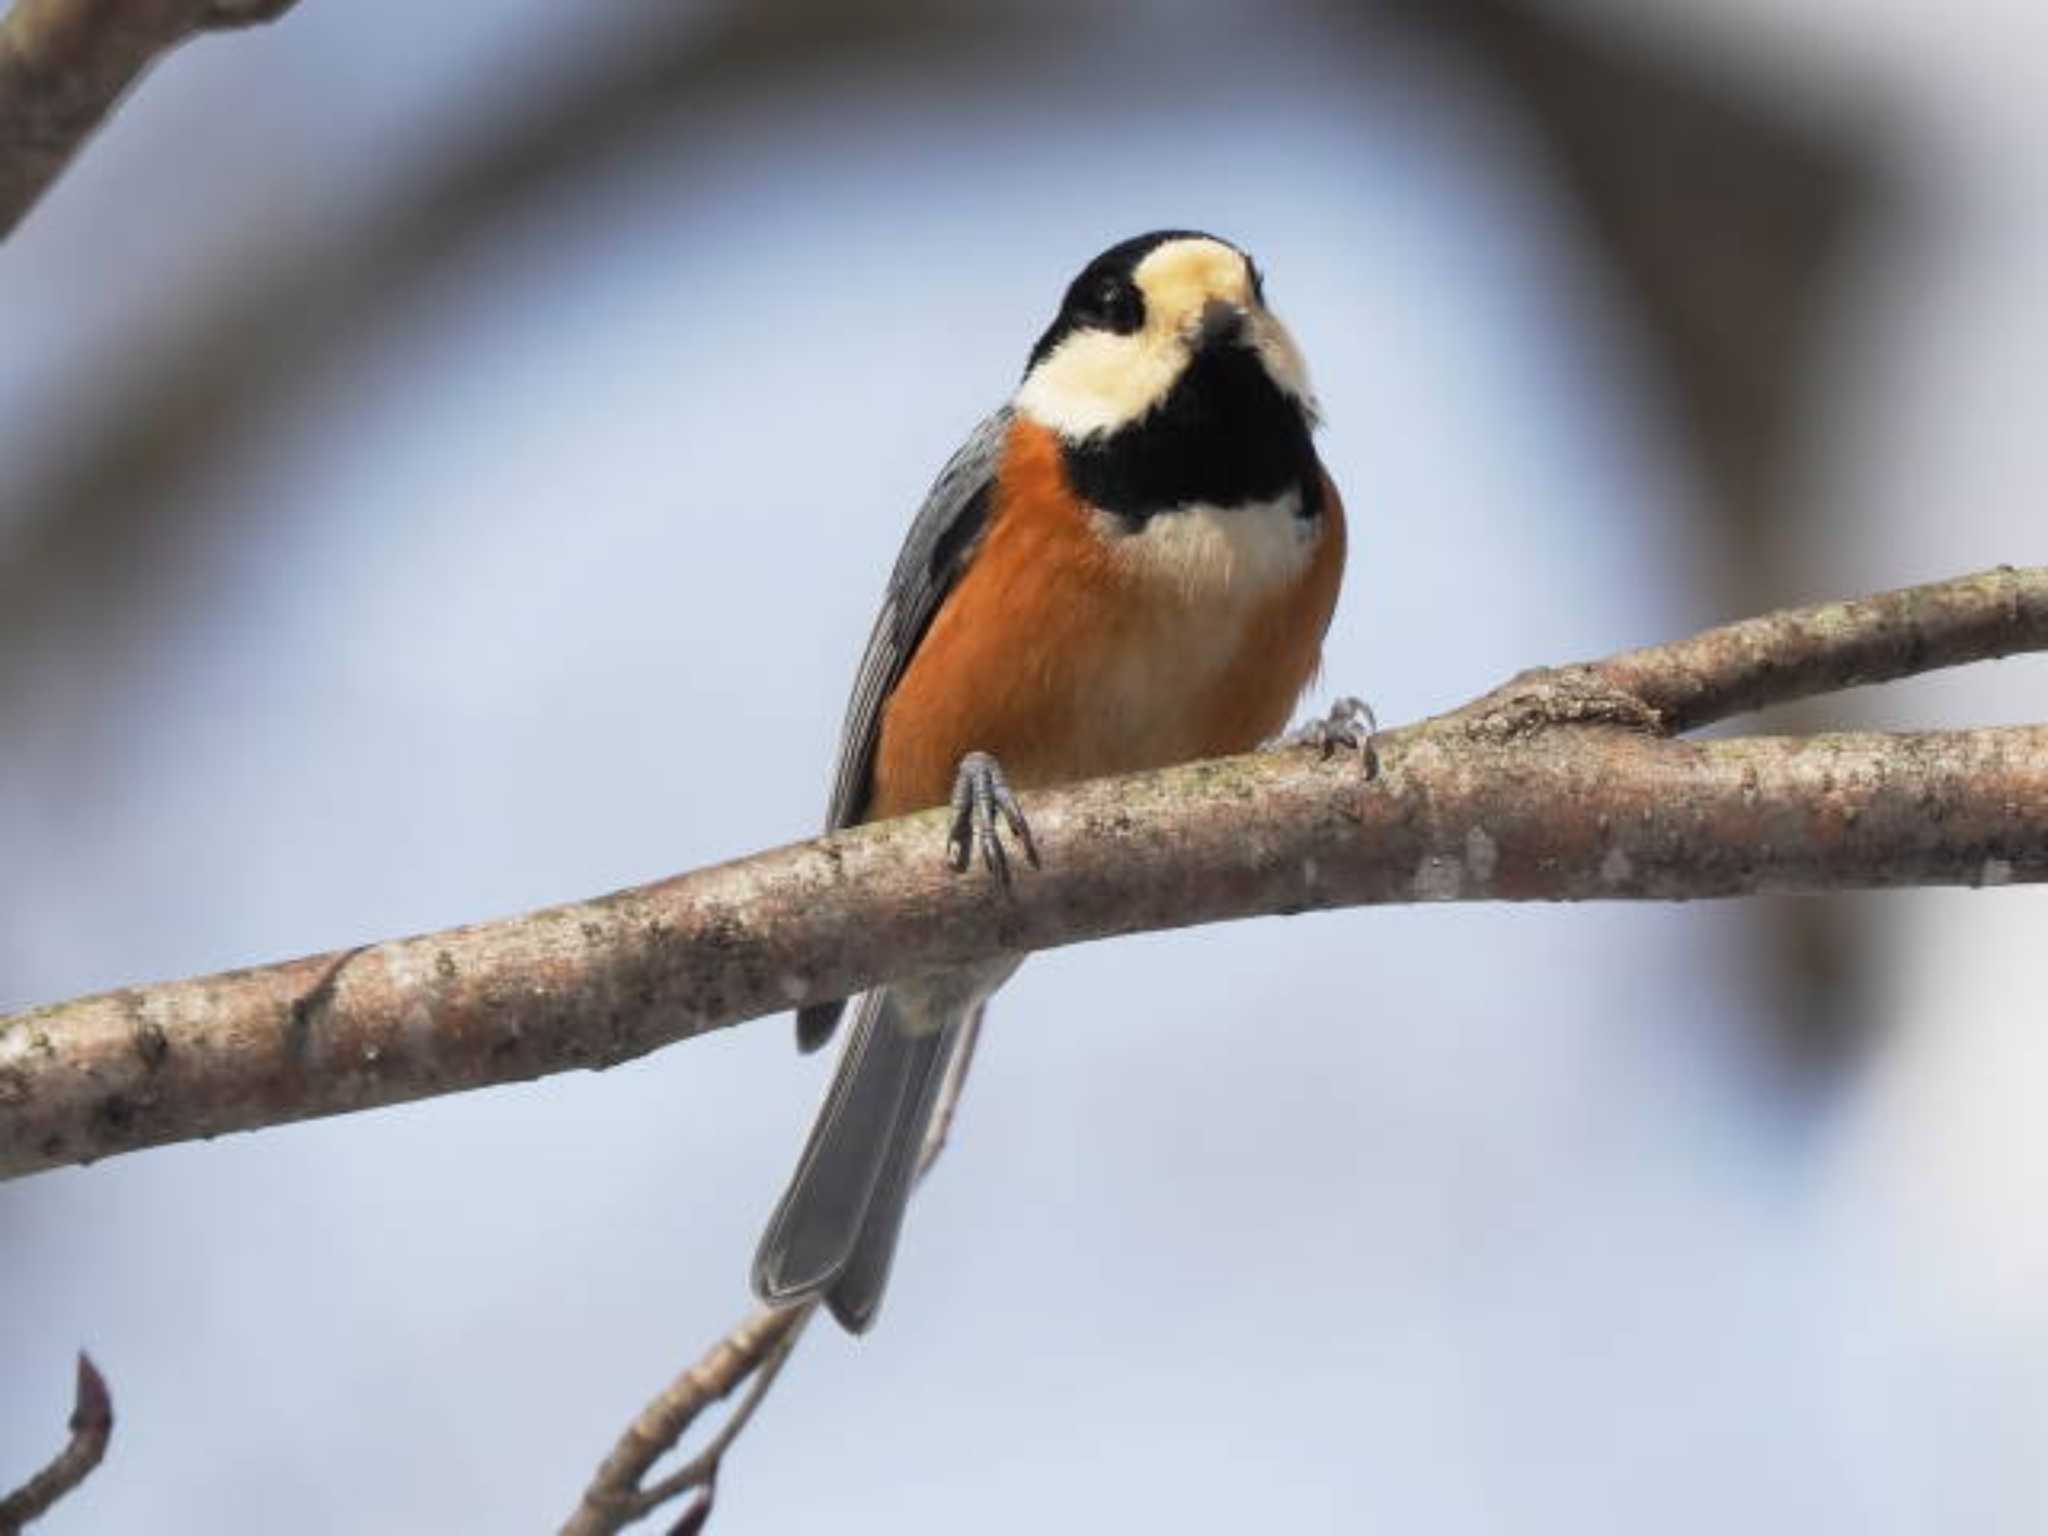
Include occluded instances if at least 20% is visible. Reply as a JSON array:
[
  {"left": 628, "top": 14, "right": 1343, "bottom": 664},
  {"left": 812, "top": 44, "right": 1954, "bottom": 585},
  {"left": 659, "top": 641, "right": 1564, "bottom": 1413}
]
[{"left": 866, "top": 415, "right": 1345, "bottom": 822}]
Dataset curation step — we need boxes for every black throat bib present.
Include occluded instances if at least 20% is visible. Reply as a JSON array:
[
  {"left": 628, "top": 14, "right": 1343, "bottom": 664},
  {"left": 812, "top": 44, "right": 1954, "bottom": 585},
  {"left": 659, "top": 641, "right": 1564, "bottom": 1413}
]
[{"left": 1060, "top": 344, "right": 1320, "bottom": 527}]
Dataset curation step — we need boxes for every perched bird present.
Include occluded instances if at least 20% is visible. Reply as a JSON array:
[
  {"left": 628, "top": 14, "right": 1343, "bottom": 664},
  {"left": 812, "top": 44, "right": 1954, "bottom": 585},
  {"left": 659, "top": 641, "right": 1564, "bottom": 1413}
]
[{"left": 753, "top": 230, "right": 1351, "bottom": 1332}]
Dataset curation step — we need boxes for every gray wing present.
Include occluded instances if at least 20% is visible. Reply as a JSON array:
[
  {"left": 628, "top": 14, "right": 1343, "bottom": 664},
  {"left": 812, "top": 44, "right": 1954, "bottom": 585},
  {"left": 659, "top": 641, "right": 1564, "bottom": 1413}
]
[
  {"left": 797, "top": 406, "right": 1011, "bottom": 1051},
  {"left": 822, "top": 406, "right": 1011, "bottom": 833}
]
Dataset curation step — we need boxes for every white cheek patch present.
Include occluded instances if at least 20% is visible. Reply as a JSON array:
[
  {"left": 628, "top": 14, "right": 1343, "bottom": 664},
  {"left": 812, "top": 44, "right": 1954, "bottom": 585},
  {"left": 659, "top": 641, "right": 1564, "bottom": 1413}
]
[
  {"left": 1016, "top": 307, "right": 1318, "bottom": 441},
  {"left": 1016, "top": 237, "right": 1320, "bottom": 439},
  {"left": 1095, "top": 491, "right": 1315, "bottom": 609},
  {"left": 1015, "top": 328, "right": 1187, "bottom": 440}
]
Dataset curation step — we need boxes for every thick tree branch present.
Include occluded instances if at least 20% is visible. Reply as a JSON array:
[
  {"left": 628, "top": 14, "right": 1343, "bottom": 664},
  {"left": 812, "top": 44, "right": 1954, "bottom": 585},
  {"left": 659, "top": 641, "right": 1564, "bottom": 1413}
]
[
  {"left": 0, "top": 1353, "right": 113, "bottom": 1534},
  {"left": 1, "top": 567, "right": 2043, "bottom": 1182},
  {"left": 0, "top": 0, "right": 303, "bottom": 237}
]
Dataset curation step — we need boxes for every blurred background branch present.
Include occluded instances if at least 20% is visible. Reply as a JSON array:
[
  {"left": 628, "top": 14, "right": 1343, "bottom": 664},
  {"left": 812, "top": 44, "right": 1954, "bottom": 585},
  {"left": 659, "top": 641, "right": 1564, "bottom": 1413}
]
[
  {"left": 0, "top": 0, "right": 1037, "bottom": 717},
  {"left": 1382, "top": 0, "right": 1884, "bottom": 1068}
]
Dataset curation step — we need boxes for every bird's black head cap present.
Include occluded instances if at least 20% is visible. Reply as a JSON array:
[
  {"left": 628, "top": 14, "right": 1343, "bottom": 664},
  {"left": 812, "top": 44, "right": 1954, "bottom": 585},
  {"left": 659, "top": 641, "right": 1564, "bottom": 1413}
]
[{"left": 1026, "top": 229, "right": 1255, "bottom": 373}]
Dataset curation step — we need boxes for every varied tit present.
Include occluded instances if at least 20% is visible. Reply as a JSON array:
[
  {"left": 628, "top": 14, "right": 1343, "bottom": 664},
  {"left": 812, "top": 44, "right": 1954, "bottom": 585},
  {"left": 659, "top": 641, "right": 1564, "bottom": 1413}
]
[{"left": 753, "top": 230, "right": 1350, "bottom": 1333}]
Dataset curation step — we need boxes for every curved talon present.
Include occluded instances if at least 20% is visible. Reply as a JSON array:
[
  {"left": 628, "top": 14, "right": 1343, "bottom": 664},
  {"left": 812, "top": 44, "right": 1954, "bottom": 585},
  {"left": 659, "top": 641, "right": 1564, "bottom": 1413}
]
[
  {"left": 1278, "top": 695, "right": 1380, "bottom": 778},
  {"left": 946, "top": 751, "right": 1039, "bottom": 880}
]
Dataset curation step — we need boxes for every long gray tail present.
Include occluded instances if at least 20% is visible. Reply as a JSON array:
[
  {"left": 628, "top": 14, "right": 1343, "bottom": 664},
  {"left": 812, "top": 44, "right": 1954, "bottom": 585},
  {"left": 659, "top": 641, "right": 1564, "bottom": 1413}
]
[{"left": 752, "top": 989, "right": 960, "bottom": 1333}]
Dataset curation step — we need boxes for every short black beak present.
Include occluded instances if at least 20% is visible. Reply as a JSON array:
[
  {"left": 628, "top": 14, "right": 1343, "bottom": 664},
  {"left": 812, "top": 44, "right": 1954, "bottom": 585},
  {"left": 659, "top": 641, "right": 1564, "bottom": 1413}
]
[{"left": 1196, "top": 298, "right": 1245, "bottom": 350}]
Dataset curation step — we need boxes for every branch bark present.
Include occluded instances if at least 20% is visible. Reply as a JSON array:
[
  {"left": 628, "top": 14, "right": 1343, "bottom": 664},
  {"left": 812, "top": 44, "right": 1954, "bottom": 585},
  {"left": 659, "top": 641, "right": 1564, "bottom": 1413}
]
[
  {"left": 0, "top": 0, "right": 303, "bottom": 238},
  {"left": 0, "top": 1353, "right": 113, "bottom": 1534},
  {"left": 1, "top": 566, "right": 2044, "bottom": 1182}
]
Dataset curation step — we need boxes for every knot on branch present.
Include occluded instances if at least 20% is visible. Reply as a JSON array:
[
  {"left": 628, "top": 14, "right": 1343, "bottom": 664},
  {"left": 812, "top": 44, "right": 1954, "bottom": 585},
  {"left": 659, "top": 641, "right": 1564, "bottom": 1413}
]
[{"left": 1455, "top": 664, "right": 1665, "bottom": 744}]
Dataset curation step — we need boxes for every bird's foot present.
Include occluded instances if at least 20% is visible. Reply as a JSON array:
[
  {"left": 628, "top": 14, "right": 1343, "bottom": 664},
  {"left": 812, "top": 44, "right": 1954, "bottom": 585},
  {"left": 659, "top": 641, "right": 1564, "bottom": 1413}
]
[
  {"left": 1272, "top": 695, "right": 1379, "bottom": 777},
  {"left": 946, "top": 751, "right": 1039, "bottom": 880}
]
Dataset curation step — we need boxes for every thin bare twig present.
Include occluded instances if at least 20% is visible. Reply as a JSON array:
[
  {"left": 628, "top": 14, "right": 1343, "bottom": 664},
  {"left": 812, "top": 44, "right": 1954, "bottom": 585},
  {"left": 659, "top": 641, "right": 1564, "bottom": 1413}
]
[
  {"left": 0, "top": 1353, "right": 113, "bottom": 1534},
  {"left": 564, "top": 999, "right": 986, "bottom": 1534},
  {"left": 1, "top": 567, "right": 2044, "bottom": 1182},
  {"left": 561, "top": 1304, "right": 810, "bottom": 1536},
  {"left": 564, "top": 1002, "right": 983, "bottom": 1534}
]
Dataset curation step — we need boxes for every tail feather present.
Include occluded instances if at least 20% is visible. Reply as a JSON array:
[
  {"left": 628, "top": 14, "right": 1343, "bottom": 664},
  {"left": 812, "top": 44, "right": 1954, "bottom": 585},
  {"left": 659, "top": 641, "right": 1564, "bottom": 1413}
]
[
  {"left": 823, "top": 1015, "right": 958, "bottom": 1332},
  {"left": 752, "top": 990, "right": 954, "bottom": 1311}
]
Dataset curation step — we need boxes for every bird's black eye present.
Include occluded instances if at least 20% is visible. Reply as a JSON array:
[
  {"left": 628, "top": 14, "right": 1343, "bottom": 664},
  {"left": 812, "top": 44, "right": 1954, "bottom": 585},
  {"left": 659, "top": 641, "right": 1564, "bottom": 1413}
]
[{"left": 1068, "top": 271, "right": 1144, "bottom": 335}]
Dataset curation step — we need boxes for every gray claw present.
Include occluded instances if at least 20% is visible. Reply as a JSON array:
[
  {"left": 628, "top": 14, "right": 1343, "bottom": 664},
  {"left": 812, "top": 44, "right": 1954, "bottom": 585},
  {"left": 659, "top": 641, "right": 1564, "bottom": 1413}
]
[
  {"left": 946, "top": 751, "right": 1039, "bottom": 880},
  {"left": 1278, "top": 695, "right": 1380, "bottom": 777}
]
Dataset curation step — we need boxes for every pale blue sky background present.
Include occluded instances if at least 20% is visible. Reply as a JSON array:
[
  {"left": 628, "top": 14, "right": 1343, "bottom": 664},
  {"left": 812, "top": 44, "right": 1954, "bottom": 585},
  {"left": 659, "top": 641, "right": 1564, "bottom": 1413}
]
[{"left": 2, "top": 3, "right": 2044, "bottom": 1532}]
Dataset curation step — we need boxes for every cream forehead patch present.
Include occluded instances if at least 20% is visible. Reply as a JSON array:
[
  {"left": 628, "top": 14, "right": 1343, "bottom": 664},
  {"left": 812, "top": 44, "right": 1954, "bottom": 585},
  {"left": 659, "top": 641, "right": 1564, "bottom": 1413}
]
[
  {"left": 1132, "top": 239, "right": 1253, "bottom": 329},
  {"left": 1016, "top": 238, "right": 1316, "bottom": 439}
]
